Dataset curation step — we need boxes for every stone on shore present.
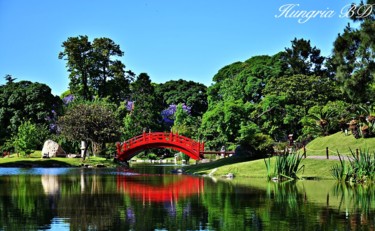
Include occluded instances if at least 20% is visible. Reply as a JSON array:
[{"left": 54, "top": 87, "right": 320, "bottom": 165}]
[{"left": 41, "top": 140, "right": 66, "bottom": 158}]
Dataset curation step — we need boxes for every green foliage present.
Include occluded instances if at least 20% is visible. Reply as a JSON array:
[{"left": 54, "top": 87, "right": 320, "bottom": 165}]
[
  {"left": 59, "top": 35, "right": 131, "bottom": 102},
  {"left": 146, "top": 153, "right": 158, "bottom": 160},
  {"left": 330, "top": 4, "right": 375, "bottom": 104},
  {"left": 172, "top": 103, "right": 200, "bottom": 139},
  {"left": 0, "top": 80, "right": 61, "bottom": 144},
  {"left": 253, "top": 95, "right": 287, "bottom": 140},
  {"left": 155, "top": 79, "right": 208, "bottom": 116},
  {"left": 281, "top": 38, "right": 326, "bottom": 76},
  {"left": 57, "top": 99, "right": 120, "bottom": 156},
  {"left": 123, "top": 73, "right": 161, "bottom": 139},
  {"left": 13, "top": 121, "right": 45, "bottom": 156},
  {"left": 264, "top": 157, "right": 272, "bottom": 180},
  {"left": 262, "top": 74, "right": 340, "bottom": 138},
  {"left": 237, "top": 122, "right": 274, "bottom": 156},
  {"left": 59, "top": 35, "right": 92, "bottom": 100},
  {"left": 301, "top": 101, "right": 351, "bottom": 138},
  {"left": 200, "top": 99, "right": 254, "bottom": 149},
  {"left": 209, "top": 55, "right": 283, "bottom": 104}
]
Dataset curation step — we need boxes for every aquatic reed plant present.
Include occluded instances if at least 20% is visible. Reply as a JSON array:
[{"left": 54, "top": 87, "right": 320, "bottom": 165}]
[
  {"left": 264, "top": 157, "right": 272, "bottom": 181},
  {"left": 264, "top": 152, "right": 305, "bottom": 181},
  {"left": 332, "top": 149, "right": 375, "bottom": 183},
  {"left": 331, "top": 152, "right": 348, "bottom": 181}
]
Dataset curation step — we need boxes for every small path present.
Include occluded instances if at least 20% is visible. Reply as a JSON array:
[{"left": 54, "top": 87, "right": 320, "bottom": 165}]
[{"left": 306, "top": 155, "right": 352, "bottom": 160}]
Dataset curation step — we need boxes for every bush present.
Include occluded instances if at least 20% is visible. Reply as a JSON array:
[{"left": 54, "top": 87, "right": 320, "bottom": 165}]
[{"left": 13, "top": 121, "right": 46, "bottom": 156}]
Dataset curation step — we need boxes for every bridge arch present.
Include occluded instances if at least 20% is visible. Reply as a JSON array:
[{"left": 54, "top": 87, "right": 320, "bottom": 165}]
[{"left": 116, "top": 132, "right": 205, "bottom": 161}]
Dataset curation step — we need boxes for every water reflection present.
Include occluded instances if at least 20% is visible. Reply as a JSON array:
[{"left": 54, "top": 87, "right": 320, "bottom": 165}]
[
  {"left": 331, "top": 182, "right": 375, "bottom": 229},
  {"left": 41, "top": 175, "right": 59, "bottom": 195},
  {"left": 1, "top": 168, "right": 375, "bottom": 230},
  {"left": 117, "top": 174, "right": 204, "bottom": 203}
]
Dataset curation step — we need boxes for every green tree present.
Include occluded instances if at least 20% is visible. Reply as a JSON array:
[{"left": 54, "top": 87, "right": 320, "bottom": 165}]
[
  {"left": 301, "top": 101, "right": 351, "bottom": 138},
  {"left": 13, "top": 121, "right": 45, "bottom": 156},
  {"left": 281, "top": 38, "right": 326, "bottom": 77},
  {"left": 0, "top": 80, "right": 61, "bottom": 144},
  {"left": 172, "top": 103, "right": 200, "bottom": 138},
  {"left": 331, "top": 24, "right": 375, "bottom": 104},
  {"left": 237, "top": 121, "right": 274, "bottom": 157},
  {"left": 91, "top": 37, "right": 131, "bottom": 101},
  {"left": 330, "top": 0, "right": 375, "bottom": 104},
  {"left": 57, "top": 100, "right": 120, "bottom": 159},
  {"left": 123, "top": 73, "right": 161, "bottom": 139},
  {"left": 155, "top": 79, "right": 208, "bottom": 116},
  {"left": 59, "top": 35, "right": 131, "bottom": 102},
  {"left": 200, "top": 99, "right": 254, "bottom": 149},
  {"left": 262, "top": 74, "right": 340, "bottom": 139},
  {"left": 4, "top": 74, "right": 16, "bottom": 83},
  {"left": 253, "top": 94, "right": 287, "bottom": 140},
  {"left": 208, "top": 55, "right": 285, "bottom": 105},
  {"left": 59, "top": 35, "right": 93, "bottom": 100}
]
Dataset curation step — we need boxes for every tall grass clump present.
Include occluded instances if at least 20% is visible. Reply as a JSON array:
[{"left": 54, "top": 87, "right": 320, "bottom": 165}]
[
  {"left": 264, "top": 152, "right": 305, "bottom": 181},
  {"left": 264, "top": 157, "right": 272, "bottom": 181},
  {"left": 331, "top": 149, "right": 375, "bottom": 183},
  {"left": 331, "top": 152, "right": 347, "bottom": 181}
]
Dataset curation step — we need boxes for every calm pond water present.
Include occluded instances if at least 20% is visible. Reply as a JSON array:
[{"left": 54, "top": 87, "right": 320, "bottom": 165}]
[{"left": 0, "top": 164, "right": 374, "bottom": 231}]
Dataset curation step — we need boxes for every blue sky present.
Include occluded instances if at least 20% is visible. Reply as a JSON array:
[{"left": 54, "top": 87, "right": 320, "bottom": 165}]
[{"left": 0, "top": 0, "right": 354, "bottom": 96}]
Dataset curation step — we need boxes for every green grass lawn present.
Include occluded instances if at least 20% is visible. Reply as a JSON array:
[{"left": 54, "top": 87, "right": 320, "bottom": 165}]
[
  {"left": 0, "top": 151, "right": 119, "bottom": 168},
  {"left": 184, "top": 156, "right": 339, "bottom": 180},
  {"left": 304, "top": 131, "right": 375, "bottom": 156}
]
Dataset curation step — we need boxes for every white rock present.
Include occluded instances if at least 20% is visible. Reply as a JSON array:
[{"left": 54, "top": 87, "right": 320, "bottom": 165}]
[{"left": 41, "top": 140, "right": 66, "bottom": 158}]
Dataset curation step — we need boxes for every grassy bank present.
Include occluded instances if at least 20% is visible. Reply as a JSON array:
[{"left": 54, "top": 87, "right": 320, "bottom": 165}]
[
  {"left": 184, "top": 132, "right": 375, "bottom": 179},
  {"left": 304, "top": 132, "right": 375, "bottom": 156},
  {"left": 0, "top": 151, "right": 119, "bottom": 168},
  {"left": 184, "top": 156, "right": 340, "bottom": 180}
]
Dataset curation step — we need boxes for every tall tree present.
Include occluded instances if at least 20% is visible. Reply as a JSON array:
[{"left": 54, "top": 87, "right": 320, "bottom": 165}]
[
  {"left": 281, "top": 38, "right": 326, "bottom": 77},
  {"left": 59, "top": 35, "right": 93, "bottom": 100},
  {"left": 91, "top": 37, "right": 131, "bottom": 101},
  {"left": 199, "top": 99, "right": 254, "bottom": 149},
  {"left": 208, "top": 55, "right": 285, "bottom": 105},
  {"left": 59, "top": 35, "right": 130, "bottom": 102},
  {"left": 329, "top": 0, "right": 375, "bottom": 104},
  {"left": 123, "top": 73, "right": 161, "bottom": 139}
]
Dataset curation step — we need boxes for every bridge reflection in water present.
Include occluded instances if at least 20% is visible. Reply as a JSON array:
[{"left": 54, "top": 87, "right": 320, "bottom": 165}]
[{"left": 117, "top": 174, "right": 204, "bottom": 203}]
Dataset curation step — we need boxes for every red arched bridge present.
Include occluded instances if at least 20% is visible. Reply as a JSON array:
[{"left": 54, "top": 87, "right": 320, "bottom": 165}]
[{"left": 116, "top": 132, "right": 207, "bottom": 161}]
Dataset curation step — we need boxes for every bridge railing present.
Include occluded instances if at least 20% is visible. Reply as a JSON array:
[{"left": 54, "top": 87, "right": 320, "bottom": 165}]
[{"left": 118, "top": 132, "right": 205, "bottom": 156}]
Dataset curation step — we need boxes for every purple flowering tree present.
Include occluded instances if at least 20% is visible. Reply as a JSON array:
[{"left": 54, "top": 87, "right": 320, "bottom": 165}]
[
  {"left": 161, "top": 103, "right": 191, "bottom": 128},
  {"left": 62, "top": 94, "right": 75, "bottom": 105}
]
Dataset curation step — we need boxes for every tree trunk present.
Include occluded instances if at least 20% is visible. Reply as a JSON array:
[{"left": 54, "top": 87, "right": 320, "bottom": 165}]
[
  {"left": 92, "top": 141, "right": 103, "bottom": 156},
  {"left": 82, "top": 143, "right": 89, "bottom": 161}
]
